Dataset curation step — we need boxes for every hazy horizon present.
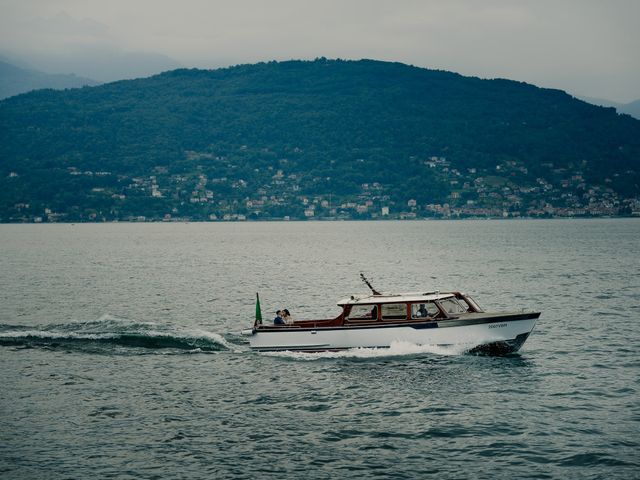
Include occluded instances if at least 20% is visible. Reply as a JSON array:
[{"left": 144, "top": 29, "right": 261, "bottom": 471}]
[{"left": 1, "top": 0, "right": 639, "bottom": 103}]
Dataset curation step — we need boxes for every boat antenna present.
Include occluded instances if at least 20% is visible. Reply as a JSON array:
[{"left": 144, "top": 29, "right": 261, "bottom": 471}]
[{"left": 360, "top": 273, "right": 381, "bottom": 296}]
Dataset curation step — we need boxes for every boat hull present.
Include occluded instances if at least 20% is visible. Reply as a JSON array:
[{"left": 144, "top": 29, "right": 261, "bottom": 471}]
[{"left": 248, "top": 313, "right": 539, "bottom": 355}]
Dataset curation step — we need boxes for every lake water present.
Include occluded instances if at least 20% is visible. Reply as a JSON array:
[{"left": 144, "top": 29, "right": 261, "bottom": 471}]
[{"left": 1, "top": 219, "right": 639, "bottom": 479}]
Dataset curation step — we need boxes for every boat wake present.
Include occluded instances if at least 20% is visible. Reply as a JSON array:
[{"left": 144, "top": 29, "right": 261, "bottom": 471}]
[
  {"left": 0, "top": 315, "right": 239, "bottom": 354},
  {"left": 262, "top": 340, "right": 470, "bottom": 361}
]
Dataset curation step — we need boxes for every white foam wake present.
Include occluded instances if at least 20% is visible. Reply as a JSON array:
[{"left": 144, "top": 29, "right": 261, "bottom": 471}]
[
  {"left": 262, "top": 340, "right": 470, "bottom": 361},
  {"left": 0, "top": 330, "right": 120, "bottom": 340},
  {"left": 179, "top": 328, "right": 241, "bottom": 353},
  {"left": 0, "top": 325, "right": 239, "bottom": 353}
]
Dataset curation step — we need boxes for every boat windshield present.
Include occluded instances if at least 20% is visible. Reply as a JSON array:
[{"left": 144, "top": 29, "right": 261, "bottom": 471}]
[
  {"left": 438, "top": 297, "right": 468, "bottom": 315},
  {"left": 460, "top": 295, "right": 483, "bottom": 313}
]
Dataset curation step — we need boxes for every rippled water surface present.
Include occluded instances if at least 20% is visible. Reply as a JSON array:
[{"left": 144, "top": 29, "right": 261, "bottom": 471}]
[{"left": 1, "top": 220, "right": 639, "bottom": 479}]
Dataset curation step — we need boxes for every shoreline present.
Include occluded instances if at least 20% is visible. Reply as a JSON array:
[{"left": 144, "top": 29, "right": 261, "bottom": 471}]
[{"left": 1, "top": 215, "right": 639, "bottom": 225}]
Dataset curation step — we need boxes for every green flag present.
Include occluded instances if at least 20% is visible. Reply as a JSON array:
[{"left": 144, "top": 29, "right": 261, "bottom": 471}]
[{"left": 255, "top": 292, "right": 262, "bottom": 325}]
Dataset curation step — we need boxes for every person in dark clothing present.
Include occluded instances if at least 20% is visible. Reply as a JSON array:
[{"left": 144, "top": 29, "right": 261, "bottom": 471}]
[{"left": 273, "top": 310, "right": 285, "bottom": 325}]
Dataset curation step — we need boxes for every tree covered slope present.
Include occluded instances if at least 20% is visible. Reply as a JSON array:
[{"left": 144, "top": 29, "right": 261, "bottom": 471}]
[{"left": 1, "top": 58, "right": 639, "bottom": 221}]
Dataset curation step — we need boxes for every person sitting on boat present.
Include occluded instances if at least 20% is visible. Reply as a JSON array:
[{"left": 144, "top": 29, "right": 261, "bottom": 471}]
[
  {"left": 283, "top": 309, "right": 294, "bottom": 324},
  {"left": 273, "top": 310, "right": 285, "bottom": 325},
  {"left": 417, "top": 304, "right": 429, "bottom": 318}
]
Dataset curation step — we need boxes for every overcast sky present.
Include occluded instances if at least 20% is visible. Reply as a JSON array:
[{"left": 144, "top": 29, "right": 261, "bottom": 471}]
[{"left": 1, "top": 0, "right": 638, "bottom": 102}]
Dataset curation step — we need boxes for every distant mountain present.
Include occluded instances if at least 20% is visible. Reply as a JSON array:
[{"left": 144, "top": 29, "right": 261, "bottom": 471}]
[
  {"left": 620, "top": 100, "right": 640, "bottom": 119},
  {"left": 14, "top": 48, "right": 183, "bottom": 83},
  {"left": 1, "top": 59, "right": 639, "bottom": 222},
  {"left": 0, "top": 60, "right": 99, "bottom": 100},
  {"left": 578, "top": 95, "right": 640, "bottom": 120}
]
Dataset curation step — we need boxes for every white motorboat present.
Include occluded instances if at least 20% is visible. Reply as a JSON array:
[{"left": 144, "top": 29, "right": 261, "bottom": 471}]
[{"left": 242, "top": 278, "right": 539, "bottom": 355}]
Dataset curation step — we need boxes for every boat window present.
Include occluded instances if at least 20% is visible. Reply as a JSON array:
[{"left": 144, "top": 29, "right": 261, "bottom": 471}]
[
  {"left": 347, "top": 304, "right": 377, "bottom": 321},
  {"left": 438, "top": 298, "right": 468, "bottom": 315},
  {"left": 411, "top": 303, "right": 439, "bottom": 318},
  {"left": 381, "top": 303, "right": 407, "bottom": 320}
]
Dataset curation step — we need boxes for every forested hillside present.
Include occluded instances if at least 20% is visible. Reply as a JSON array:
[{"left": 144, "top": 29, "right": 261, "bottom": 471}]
[{"left": 1, "top": 58, "right": 639, "bottom": 221}]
